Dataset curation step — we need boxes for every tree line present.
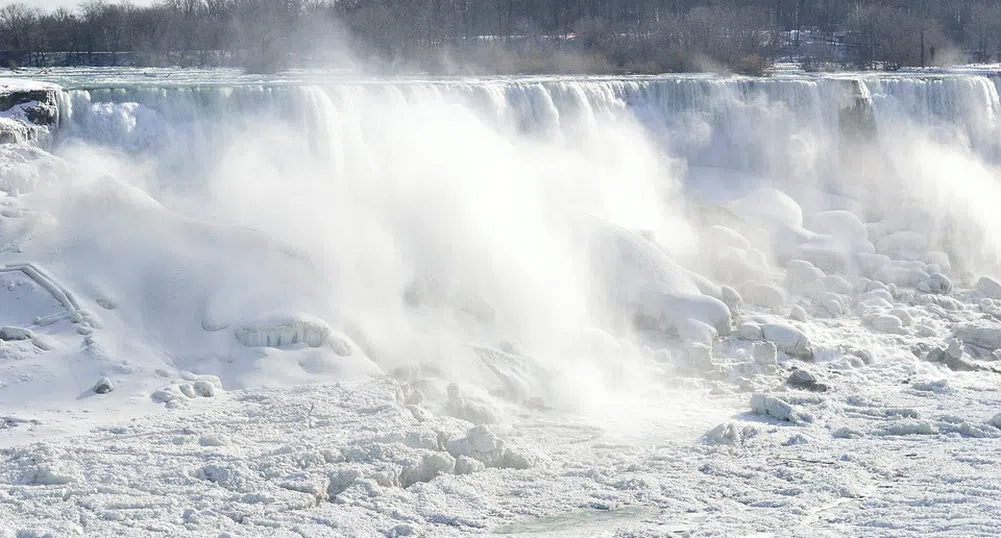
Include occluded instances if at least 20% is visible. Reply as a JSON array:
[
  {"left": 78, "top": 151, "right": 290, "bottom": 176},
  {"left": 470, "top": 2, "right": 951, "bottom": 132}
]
[{"left": 2, "top": 0, "right": 1001, "bottom": 74}]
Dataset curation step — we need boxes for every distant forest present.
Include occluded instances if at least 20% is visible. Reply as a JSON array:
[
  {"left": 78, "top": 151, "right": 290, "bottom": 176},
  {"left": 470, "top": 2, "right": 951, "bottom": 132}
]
[{"left": 2, "top": 0, "right": 1001, "bottom": 74}]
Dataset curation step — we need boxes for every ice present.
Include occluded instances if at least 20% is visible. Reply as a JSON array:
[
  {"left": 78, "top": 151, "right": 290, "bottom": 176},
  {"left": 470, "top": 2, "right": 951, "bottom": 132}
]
[{"left": 233, "top": 314, "right": 333, "bottom": 348}]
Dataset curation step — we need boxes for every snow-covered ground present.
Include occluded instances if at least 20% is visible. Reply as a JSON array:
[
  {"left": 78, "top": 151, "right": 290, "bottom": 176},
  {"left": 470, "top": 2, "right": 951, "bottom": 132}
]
[{"left": 1, "top": 69, "right": 1001, "bottom": 536}]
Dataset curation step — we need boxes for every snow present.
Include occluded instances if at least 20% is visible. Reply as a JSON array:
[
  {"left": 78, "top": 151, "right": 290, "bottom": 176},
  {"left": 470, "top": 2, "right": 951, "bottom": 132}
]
[{"left": 1, "top": 68, "right": 1001, "bottom": 536}]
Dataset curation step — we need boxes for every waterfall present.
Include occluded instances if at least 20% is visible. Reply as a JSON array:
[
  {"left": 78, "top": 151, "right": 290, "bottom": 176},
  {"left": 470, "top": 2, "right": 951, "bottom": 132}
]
[{"left": 48, "top": 74, "right": 1001, "bottom": 180}]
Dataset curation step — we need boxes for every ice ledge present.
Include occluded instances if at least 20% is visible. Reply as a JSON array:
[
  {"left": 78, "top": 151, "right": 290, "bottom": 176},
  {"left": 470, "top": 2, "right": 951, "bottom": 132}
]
[{"left": 0, "top": 79, "right": 60, "bottom": 144}]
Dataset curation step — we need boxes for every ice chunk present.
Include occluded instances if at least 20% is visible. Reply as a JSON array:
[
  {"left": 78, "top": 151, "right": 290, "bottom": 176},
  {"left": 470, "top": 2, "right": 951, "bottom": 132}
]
[{"left": 234, "top": 314, "right": 331, "bottom": 348}]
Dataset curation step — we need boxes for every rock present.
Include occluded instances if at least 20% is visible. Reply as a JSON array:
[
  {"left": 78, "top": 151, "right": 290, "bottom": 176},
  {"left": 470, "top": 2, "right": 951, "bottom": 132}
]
[
  {"left": 870, "top": 314, "right": 904, "bottom": 334},
  {"left": 752, "top": 341, "right": 778, "bottom": 369},
  {"left": 923, "top": 273, "right": 952, "bottom": 295},
  {"left": 822, "top": 275, "right": 853, "bottom": 295},
  {"left": 445, "top": 425, "right": 531, "bottom": 469},
  {"left": 921, "top": 251, "right": 952, "bottom": 275},
  {"left": 785, "top": 260, "right": 824, "bottom": 292},
  {"left": 741, "top": 282, "right": 788, "bottom": 309},
  {"left": 762, "top": 322, "right": 813, "bottom": 360},
  {"left": 926, "top": 344, "right": 986, "bottom": 373},
  {"left": 889, "top": 308, "right": 912, "bottom": 326},
  {"left": 178, "top": 383, "right": 196, "bottom": 398},
  {"left": 977, "top": 276, "right": 1001, "bottom": 300},
  {"left": 0, "top": 326, "right": 35, "bottom": 341},
  {"left": 866, "top": 280, "right": 889, "bottom": 293},
  {"left": 954, "top": 320, "right": 1001, "bottom": 351},
  {"left": 720, "top": 285, "right": 742, "bottom": 311},
  {"left": 856, "top": 253, "right": 892, "bottom": 277},
  {"left": 93, "top": 377, "right": 114, "bottom": 394},
  {"left": 738, "top": 321, "right": 763, "bottom": 341},
  {"left": 193, "top": 380, "right": 216, "bottom": 397},
  {"left": 445, "top": 384, "right": 499, "bottom": 425},
  {"left": 823, "top": 298, "right": 843, "bottom": 317},
  {"left": 945, "top": 338, "right": 964, "bottom": 360},
  {"left": 0, "top": 89, "right": 58, "bottom": 124},
  {"left": 784, "top": 434, "right": 809, "bottom": 445},
  {"left": 786, "top": 368, "right": 828, "bottom": 392},
  {"left": 749, "top": 394, "right": 813, "bottom": 424},
  {"left": 989, "top": 414, "right": 1001, "bottom": 429},
  {"left": 702, "top": 422, "right": 760, "bottom": 445},
  {"left": 859, "top": 289, "right": 893, "bottom": 304}
]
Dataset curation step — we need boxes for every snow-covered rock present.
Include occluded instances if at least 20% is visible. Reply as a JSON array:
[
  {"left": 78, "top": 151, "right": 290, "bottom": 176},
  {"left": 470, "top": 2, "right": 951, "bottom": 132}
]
[
  {"left": 953, "top": 321, "right": 1001, "bottom": 351},
  {"left": 749, "top": 394, "right": 813, "bottom": 424},
  {"left": 762, "top": 322, "right": 813, "bottom": 360},
  {"left": 741, "top": 282, "right": 788, "bottom": 309},
  {"left": 445, "top": 425, "right": 532, "bottom": 469},
  {"left": 870, "top": 314, "right": 905, "bottom": 334},
  {"left": 976, "top": 276, "right": 1001, "bottom": 300},
  {"left": 92, "top": 377, "right": 114, "bottom": 394}
]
